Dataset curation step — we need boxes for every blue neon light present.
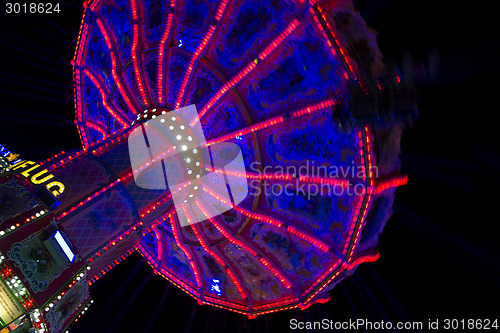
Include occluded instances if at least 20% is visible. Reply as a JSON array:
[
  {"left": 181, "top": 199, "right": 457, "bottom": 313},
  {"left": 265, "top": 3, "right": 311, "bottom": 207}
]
[
  {"left": 54, "top": 231, "right": 75, "bottom": 263},
  {"left": 210, "top": 278, "right": 222, "bottom": 296}
]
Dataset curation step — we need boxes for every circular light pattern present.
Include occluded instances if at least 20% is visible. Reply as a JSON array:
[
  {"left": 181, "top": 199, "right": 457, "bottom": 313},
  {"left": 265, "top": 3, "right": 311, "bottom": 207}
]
[{"left": 73, "top": 0, "right": 409, "bottom": 319}]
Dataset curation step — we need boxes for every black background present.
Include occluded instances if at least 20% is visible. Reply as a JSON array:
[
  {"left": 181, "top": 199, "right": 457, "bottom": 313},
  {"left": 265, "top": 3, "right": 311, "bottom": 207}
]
[{"left": 1, "top": 1, "right": 499, "bottom": 332}]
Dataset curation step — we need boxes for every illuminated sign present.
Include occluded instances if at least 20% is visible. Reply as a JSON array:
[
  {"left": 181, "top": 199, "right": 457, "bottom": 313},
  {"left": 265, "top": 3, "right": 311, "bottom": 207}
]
[
  {"left": 0, "top": 280, "right": 23, "bottom": 328},
  {"left": 54, "top": 231, "right": 75, "bottom": 263},
  {"left": 0, "top": 144, "right": 21, "bottom": 166},
  {"left": 9, "top": 160, "right": 65, "bottom": 197}
]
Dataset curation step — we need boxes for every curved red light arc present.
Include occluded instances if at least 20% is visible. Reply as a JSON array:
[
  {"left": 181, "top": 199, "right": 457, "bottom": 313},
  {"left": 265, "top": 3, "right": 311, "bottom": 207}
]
[
  {"left": 205, "top": 99, "right": 337, "bottom": 147},
  {"left": 168, "top": 213, "right": 203, "bottom": 289},
  {"left": 191, "top": 222, "right": 250, "bottom": 303},
  {"left": 130, "top": 0, "right": 151, "bottom": 107},
  {"left": 174, "top": 0, "right": 230, "bottom": 109},
  {"left": 193, "top": 201, "right": 302, "bottom": 303},
  {"left": 93, "top": 15, "right": 139, "bottom": 117},
  {"left": 85, "top": 121, "right": 108, "bottom": 139},
  {"left": 83, "top": 69, "right": 129, "bottom": 128},
  {"left": 193, "top": 19, "right": 299, "bottom": 126}
]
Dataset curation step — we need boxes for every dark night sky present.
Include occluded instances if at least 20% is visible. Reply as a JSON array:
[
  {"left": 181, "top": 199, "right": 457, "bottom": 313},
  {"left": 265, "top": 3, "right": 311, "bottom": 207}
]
[{"left": 1, "top": 1, "right": 500, "bottom": 332}]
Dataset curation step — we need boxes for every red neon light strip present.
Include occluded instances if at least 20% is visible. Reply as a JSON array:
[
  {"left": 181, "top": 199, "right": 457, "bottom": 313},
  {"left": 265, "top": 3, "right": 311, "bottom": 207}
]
[
  {"left": 365, "top": 126, "right": 374, "bottom": 187},
  {"left": 347, "top": 252, "right": 380, "bottom": 270},
  {"left": 138, "top": 244, "right": 202, "bottom": 298},
  {"left": 259, "top": 256, "right": 293, "bottom": 289},
  {"left": 40, "top": 150, "right": 66, "bottom": 167},
  {"left": 206, "top": 99, "right": 336, "bottom": 146},
  {"left": 343, "top": 196, "right": 363, "bottom": 255},
  {"left": 202, "top": 296, "right": 247, "bottom": 311},
  {"left": 90, "top": 220, "right": 143, "bottom": 261},
  {"left": 205, "top": 168, "right": 349, "bottom": 188},
  {"left": 92, "top": 195, "right": 174, "bottom": 262},
  {"left": 83, "top": 192, "right": 173, "bottom": 255},
  {"left": 168, "top": 213, "right": 202, "bottom": 288},
  {"left": 302, "top": 259, "right": 342, "bottom": 295},
  {"left": 309, "top": 7, "right": 337, "bottom": 61},
  {"left": 342, "top": 130, "right": 366, "bottom": 256},
  {"left": 303, "top": 262, "right": 347, "bottom": 304},
  {"left": 95, "top": 18, "right": 137, "bottom": 114},
  {"left": 154, "top": 229, "right": 163, "bottom": 262},
  {"left": 257, "top": 19, "right": 299, "bottom": 59},
  {"left": 194, "top": 201, "right": 297, "bottom": 294},
  {"left": 130, "top": 0, "right": 148, "bottom": 105},
  {"left": 202, "top": 185, "right": 329, "bottom": 252},
  {"left": 74, "top": 68, "right": 89, "bottom": 148},
  {"left": 83, "top": 69, "right": 129, "bottom": 127},
  {"left": 347, "top": 126, "right": 375, "bottom": 261},
  {"left": 174, "top": 25, "right": 216, "bottom": 109},
  {"left": 286, "top": 226, "right": 329, "bottom": 252},
  {"left": 157, "top": 0, "right": 175, "bottom": 105},
  {"left": 56, "top": 170, "right": 162, "bottom": 229},
  {"left": 314, "top": 5, "right": 358, "bottom": 80},
  {"left": 347, "top": 195, "right": 372, "bottom": 261},
  {"left": 194, "top": 19, "right": 299, "bottom": 126},
  {"left": 73, "top": 8, "right": 89, "bottom": 66},
  {"left": 132, "top": 23, "right": 149, "bottom": 106},
  {"left": 89, "top": 249, "right": 135, "bottom": 283},
  {"left": 215, "top": 0, "right": 228, "bottom": 20},
  {"left": 191, "top": 222, "right": 248, "bottom": 300},
  {"left": 45, "top": 129, "right": 132, "bottom": 174},
  {"left": 157, "top": 14, "right": 173, "bottom": 105},
  {"left": 91, "top": 194, "right": 174, "bottom": 264},
  {"left": 129, "top": 0, "right": 138, "bottom": 19},
  {"left": 299, "top": 295, "right": 331, "bottom": 311},
  {"left": 56, "top": 177, "right": 125, "bottom": 221},
  {"left": 206, "top": 114, "right": 284, "bottom": 146},
  {"left": 252, "top": 298, "right": 298, "bottom": 311},
  {"left": 85, "top": 121, "right": 107, "bottom": 139},
  {"left": 175, "top": 0, "right": 229, "bottom": 109},
  {"left": 373, "top": 175, "right": 408, "bottom": 195}
]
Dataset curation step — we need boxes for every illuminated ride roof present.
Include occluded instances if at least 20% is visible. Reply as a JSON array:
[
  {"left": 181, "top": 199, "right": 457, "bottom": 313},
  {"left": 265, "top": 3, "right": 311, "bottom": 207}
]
[{"left": 73, "top": 0, "right": 410, "bottom": 317}]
